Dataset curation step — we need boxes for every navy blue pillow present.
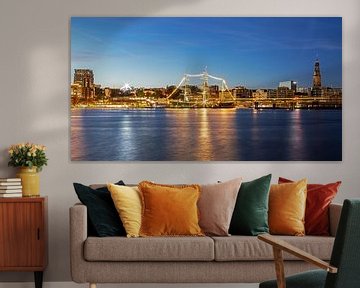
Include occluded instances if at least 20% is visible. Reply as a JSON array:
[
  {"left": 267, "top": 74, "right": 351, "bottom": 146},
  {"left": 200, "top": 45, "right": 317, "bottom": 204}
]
[{"left": 73, "top": 181, "right": 126, "bottom": 237}]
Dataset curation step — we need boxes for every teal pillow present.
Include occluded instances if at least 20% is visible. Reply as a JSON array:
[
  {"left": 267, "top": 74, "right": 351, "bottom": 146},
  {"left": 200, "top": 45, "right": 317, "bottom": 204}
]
[{"left": 229, "top": 174, "right": 272, "bottom": 236}]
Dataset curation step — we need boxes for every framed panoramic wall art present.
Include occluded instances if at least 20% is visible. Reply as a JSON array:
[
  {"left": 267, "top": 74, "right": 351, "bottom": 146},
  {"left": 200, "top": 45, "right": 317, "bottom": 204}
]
[{"left": 70, "top": 17, "right": 342, "bottom": 161}]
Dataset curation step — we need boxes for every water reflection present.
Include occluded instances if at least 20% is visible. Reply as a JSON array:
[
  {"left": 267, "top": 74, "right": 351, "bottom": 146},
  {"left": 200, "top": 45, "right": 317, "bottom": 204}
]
[
  {"left": 287, "top": 109, "right": 305, "bottom": 160},
  {"left": 70, "top": 108, "right": 342, "bottom": 161}
]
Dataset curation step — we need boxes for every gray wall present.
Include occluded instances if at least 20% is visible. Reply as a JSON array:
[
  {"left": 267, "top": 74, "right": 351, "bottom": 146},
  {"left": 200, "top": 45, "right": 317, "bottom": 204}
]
[{"left": 0, "top": 0, "right": 359, "bottom": 282}]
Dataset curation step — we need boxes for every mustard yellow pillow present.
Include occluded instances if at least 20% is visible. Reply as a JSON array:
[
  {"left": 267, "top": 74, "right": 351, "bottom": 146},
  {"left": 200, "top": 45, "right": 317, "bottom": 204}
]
[
  {"left": 138, "top": 181, "right": 204, "bottom": 237},
  {"left": 269, "top": 179, "right": 307, "bottom": 236},
  {"left": 107, "top": 183, "right": 142, "bottom": 238}
]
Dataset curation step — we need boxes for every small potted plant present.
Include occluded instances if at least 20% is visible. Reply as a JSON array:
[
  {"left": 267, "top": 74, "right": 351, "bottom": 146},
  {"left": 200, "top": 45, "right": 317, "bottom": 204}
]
[{"left": 8, "top": 143, "right": 48, "bottom": 197}]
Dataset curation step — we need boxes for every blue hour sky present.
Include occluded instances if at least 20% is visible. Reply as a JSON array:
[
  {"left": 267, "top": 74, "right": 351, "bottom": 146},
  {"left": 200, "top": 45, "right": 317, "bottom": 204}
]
[{"left": 71, "top": 17, "right": 342, "bottom": 89}]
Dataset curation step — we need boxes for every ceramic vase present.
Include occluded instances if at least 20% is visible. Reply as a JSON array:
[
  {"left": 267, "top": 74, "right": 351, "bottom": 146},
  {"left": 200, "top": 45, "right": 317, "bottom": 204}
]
[{"left": 16, "top": 167, "right": 40, "bottom": 197}]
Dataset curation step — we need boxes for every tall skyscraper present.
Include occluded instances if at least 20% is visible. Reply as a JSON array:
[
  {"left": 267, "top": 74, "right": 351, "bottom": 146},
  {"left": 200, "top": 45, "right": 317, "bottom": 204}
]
[
  {"left": 73, "top": 69, "right": 94, "bottom": 86},
  {"left": 312, "top": 60, "right": 322, "bottom": 88},
  {"left": 73, "top": 69, "right": 95, "bottom": 101},
  {"left": 311, "top": 60, "right": 323, "bottom": 97}
]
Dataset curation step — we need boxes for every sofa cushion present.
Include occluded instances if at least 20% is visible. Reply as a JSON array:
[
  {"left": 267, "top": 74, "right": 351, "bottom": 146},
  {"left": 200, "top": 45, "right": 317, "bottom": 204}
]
[
  {"left": 212, "top": 236, "right": 334, "bottom": 261},
  {"left": 73, "top": 181, "right": 126, "bottom": 237},
  {"left": 269, "top": 179, "right": 307, "bottom": 236},
  {"left": 84, "top": 236, "right": 214, "bottom": 262},
  {"left": 107, "top": 184, "right": 142, "bottom": 238},
  {"left": 229, "top": 174, "right": 271, "bottom": 236},
  {"left": 139, "top": 181, "right": 203, "bottom": 237},
  {"left": 198, "top": 178, "right": 242, "bottom": 236}
]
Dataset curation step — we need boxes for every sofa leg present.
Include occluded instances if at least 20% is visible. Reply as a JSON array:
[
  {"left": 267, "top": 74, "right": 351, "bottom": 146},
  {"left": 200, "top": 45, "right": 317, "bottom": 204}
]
[{"left": 89, "top": 283, "right": 96, "bottom": 288}]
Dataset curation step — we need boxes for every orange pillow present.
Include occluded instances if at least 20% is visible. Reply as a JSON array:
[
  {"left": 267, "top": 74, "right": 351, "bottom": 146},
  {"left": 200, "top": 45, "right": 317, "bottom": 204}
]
[
  {"left": 138, "top": 181, "right": 204, "bottom": 237},
  {"left": 269, "top": 179, "right": 307, "bottom": 236}
]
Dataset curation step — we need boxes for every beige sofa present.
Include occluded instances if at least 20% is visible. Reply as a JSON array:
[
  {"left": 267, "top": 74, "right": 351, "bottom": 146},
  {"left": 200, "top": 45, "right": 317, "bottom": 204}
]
[{"left": 70, "top": 203, "right": 342, "bottom": 287}]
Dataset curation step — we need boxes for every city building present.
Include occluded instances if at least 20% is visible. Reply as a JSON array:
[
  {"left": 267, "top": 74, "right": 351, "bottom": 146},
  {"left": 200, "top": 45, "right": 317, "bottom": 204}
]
[
  {"left": 296, "top": 87, "right": 311, "bottom": 95},
  {"left": 267, "top": 87, "right": 294, "bottom": 98},
  {"left": 279, "top": 80, "right": 297, "bottom": 91},
  {"left": 312, "top": 60, "right": 322, "bottom": 88},
  {"left": 252, "top": 89, "right": 268, "bottom": 98},
  {"left": 209, "top": 85, "right": 219, "bottom": 97},
  {"left": 73, "top": 69, "right": 94, "bottom": 86},
  {"left": 73, "top": 69, "right": 95, "bottom": 101},
  {"left": 312, "top": 60, "right": 322, "bottom": 97},
  {"left": 277, "top": 87, "right": 295, "bottom": 98},
  {"left": 323, "top": 87, "right": 342, "bottom": 98},
  {"left": 232, "top": 86, "right": 252, "bottom": 98},
  {"left": 70, "top": 83, "right": 82, "bottom": 104}
]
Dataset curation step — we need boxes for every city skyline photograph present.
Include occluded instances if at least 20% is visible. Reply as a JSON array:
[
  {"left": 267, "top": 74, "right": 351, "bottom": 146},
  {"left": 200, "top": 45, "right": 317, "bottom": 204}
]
[{"left": 70, "top": 17, "right": 342, "bottom": 161}]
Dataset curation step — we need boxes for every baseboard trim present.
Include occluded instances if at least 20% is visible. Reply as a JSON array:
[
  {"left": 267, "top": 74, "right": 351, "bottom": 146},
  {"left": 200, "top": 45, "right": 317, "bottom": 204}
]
[{"left": 0, "top": 282, "right": 259, "bottom": 288}]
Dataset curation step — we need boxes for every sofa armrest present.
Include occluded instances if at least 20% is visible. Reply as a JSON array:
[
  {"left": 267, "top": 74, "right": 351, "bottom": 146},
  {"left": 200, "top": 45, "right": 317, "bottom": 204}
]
[
  {"left": 69, "top": 203, "right": 88, "bottom": 283},
  {"left": 329, "top": 203, "right": 342, "bottom": 237}
]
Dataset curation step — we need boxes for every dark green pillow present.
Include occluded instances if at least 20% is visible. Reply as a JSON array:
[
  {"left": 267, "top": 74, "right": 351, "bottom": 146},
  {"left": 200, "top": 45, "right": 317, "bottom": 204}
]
[
  {"left": 229, "top": 174, "right": 272, "bottom": 236},
  {"left": 73, "top": 181, "right": 126, "bottom": 237}
]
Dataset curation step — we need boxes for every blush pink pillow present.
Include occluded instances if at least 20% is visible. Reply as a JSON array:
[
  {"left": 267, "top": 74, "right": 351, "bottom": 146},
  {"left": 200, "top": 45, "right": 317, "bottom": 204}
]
[{"left": 198, "top": 178, "right": 242, "bottom": 236}]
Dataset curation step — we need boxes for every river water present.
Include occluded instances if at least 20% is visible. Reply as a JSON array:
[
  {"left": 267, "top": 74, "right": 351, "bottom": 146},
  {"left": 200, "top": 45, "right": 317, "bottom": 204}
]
[{"left": 70, "top": 108, "right": 341, "bottom": 161}]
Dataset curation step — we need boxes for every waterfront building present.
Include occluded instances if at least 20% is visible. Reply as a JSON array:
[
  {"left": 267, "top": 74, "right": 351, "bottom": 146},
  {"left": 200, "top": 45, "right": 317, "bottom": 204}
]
[
  {"left": 267, "top": 89, "right": 277, "bottom": 98},
  {"left": 277, "top": 87, "right": 295, "bottom": 98},
  {"left": 261, "top": 87, "right": 294, "bottom": 98},
  {"left": 110, "top": 88, "right": 122, "bottom": 98},
  {"left": 297, "top": 87, "right": 311, "bottom": 95},
  {"left": 295, "top": 91, "right": 309, "bottom": 98},
  {"left": 279, "top": 80, "right": 297, "bottom": 91},
  {"left": 323, "top": 87, "right": 342, "bottom": 98},
  {"left": 252, "top": 89, "right": 268, "bottom": 98},
  {"left": 94, "top": 84, "right": 103, "bottom": 99},
  {"left": 312, "top": 60, "right": 322, "bottom": 88},
  {"left": 104, "top": 88, "right": 111, "bottom": 98},
  {"left": 71, "top": 83, "right": 82, "bottom": 104},
  {"left": 210, "top": 85, "right": 219, "bottom": 97},
  {"left": 311, "top": 60, "right": 322, "bottom": 97},
  {"left": 73, "top": 69, "right": 94, "bottom": 86},
  {"left": 73, "top": 69, "right": 95, "bottom": 101},
  {"left": 232, "top": 86, "right": 251, "bottom": 98}
]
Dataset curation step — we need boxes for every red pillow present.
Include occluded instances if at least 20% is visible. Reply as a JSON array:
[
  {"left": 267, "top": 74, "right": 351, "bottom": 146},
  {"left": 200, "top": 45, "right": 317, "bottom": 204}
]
[{"left": 278, "top": 177, "right": 341, "bottom": 236}]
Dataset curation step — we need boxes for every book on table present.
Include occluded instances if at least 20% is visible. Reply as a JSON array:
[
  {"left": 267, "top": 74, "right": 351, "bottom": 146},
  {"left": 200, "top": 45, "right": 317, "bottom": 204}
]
[
  {"left": 0, "top": 182, "right": 22, "bottom": 186},
  {"left": 0, "top": 189, "right": 22, "bottom": 193},
  {"left": 0, "top": 186, "right": 22, "bottom": 190},
  {"left": 0, "top": 193, "right": 22, "bottom": 198},
  {"left": 0, "top": 178, "right": 21, "bottom": 183}
]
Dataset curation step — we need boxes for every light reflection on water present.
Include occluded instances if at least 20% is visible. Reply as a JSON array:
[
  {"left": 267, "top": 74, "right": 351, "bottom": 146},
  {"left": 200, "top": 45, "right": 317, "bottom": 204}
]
[{"left": 70, "top": 108, "right": 341, "bottom": 161}]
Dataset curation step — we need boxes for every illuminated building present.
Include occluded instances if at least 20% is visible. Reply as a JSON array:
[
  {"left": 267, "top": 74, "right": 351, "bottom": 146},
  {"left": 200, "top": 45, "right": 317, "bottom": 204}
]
[
  {"left": 279, "top": 80, "right": 297, "bottom": 91},
  {"left": 311, "top": 60, "right": 323, "bottom": 97},
  {"left": 73, "top": 69, "right": 95, "bottom": 101}
]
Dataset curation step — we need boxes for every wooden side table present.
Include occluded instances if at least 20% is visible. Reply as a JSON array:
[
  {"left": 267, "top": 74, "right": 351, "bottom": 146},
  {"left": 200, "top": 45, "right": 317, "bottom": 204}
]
[{"left": 0, "top": 197, "right": 48, "bottom": 288}]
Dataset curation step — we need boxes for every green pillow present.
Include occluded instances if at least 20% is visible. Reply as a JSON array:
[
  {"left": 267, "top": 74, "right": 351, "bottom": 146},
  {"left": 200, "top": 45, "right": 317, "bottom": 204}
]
[{"left": 229, "top": 174, "right": 272, "bottom": 236}]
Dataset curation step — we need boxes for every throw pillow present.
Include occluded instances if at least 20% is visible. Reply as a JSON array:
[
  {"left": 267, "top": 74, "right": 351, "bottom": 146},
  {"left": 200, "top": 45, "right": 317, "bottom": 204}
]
[
  {"left": 107, "top": 183, "right": 142, "bottom": 238},
  {"left": 279, "top": 177, "right": 341, "bottom": 236},
  {"left": 138, "top": 181, "right": 203, "bottom": 237},
  {"left": 269, "top": 179, "right": 307, "bottom": 236},
  {"left": 198, "top": 178, "right": 242, "bottom": 236},
  {"left": 229, "top": 174, "right": 272, "bottom": 236},
  {"left": 73, "top": 181, "right": 126, "bottom": 237}
]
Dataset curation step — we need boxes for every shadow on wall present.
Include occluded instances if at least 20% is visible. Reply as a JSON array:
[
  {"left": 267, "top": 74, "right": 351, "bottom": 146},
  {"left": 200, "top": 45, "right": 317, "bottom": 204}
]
[{"left": 0, "top": 0, "right": 202, "bottom": 283}]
